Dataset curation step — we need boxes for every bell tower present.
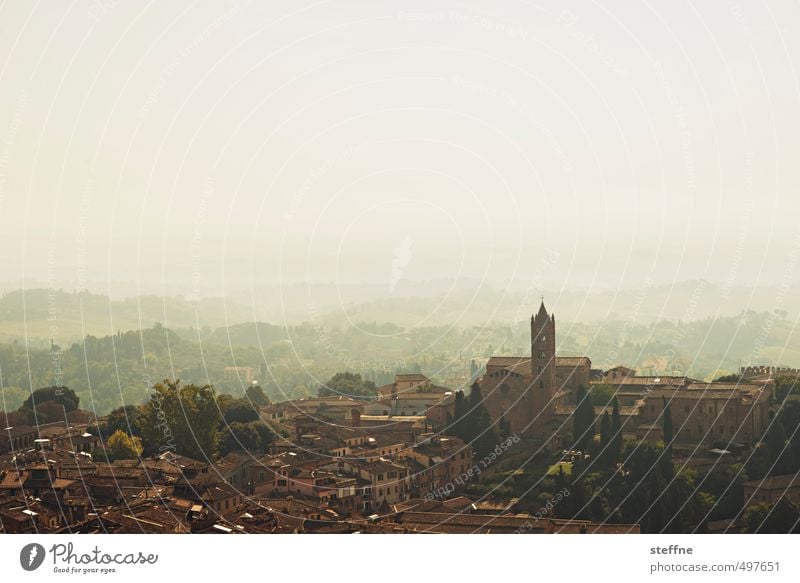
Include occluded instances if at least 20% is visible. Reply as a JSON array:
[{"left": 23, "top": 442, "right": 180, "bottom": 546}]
[{"left": 531, "top": 300, "right": 556, "bottom": 423}]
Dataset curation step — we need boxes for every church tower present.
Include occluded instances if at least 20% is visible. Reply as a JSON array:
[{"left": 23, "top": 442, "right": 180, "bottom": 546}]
[{"left": 530, "top": 300, "right": 556, "bottom": 424}]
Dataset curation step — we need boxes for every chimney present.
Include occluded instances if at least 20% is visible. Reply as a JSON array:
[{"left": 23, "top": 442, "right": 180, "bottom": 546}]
[{"left": 351, "top": 409, "right": 361, "bottom": 428}]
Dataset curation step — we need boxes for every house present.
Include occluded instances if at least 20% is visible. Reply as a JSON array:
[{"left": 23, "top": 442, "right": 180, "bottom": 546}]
[{"left": 743, "top": 474, "right": 800, "bottom": 507}]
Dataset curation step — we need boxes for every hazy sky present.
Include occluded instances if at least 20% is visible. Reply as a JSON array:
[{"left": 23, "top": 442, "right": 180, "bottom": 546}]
[{"left": 1, "top": 0, "right": 799, "bottom": 299}]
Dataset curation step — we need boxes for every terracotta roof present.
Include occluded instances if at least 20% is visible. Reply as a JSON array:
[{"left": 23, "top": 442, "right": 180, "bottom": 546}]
[
  {"left": 486, "top": 356, "right": 529, "bottom": 367},
  {"left": 743, "top": 474, "right": 800, "bottom": 490},
  {"left": 555, "top": 356, "right": 591, "bottom": 367}
]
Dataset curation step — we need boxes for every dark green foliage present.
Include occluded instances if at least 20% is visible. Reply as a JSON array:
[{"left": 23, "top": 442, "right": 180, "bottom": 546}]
[
  {"left": 589, "top": 383, "right": 616, "bottom": 407},
  {"left": 245, "top": 384, "right": 269, "bottom": 407},
  {"left": 219, "top": 422, "right": 262, "bottom": 456},
  {"left": 448, "top": 383, "right": 499, "bottom": 459},
  {"left": 712, "top": 373, "right": 741, "bottom": 383},
  {"left": 317, "top": 372, "right": 376, "bottom": 398},
  {"left": 610, "top": 397, "right": 623, "bottom": 462},
  {"left": 572, "top": 385, "right": 595, "bottom": 451},
  {"left": 22, "top": 385, "right": 79, "bottom": 411},
  {"left": 102, "top": 405, "right": 142, "bottom": 439},
  {"left": 600, "top": 411, "right": 611, "bottom": 445},
  {"left": 138, "top": 380, "right": 220, "bottom": 460},
  {"left": 740, "top": 498, "right": 800, "bottom": 533},
  {"left": 662, "top": 397, "right": 674, "bottom": 454},
  {"left": 220, "top": 397, "right": 260, "bottom": 424}
]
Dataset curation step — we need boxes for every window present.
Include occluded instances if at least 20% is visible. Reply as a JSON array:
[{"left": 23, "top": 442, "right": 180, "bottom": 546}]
[
  {"left": 540, "top": 380, "right": 544, "bottom": 389},
  {"left": 685, "top": 405, "right": 690, "bottom": 413},
  {"left": 541, "top": 336, "right": 546, "bottom": 342},
  {"left": 378, "top": 474, "right": 384, "bottom": 481},
  {"left": 538, "top": 351, "right": 546, "bottom": 358},
  {"left": 719, "top": 426, "right": 724, "bottom": 434}
]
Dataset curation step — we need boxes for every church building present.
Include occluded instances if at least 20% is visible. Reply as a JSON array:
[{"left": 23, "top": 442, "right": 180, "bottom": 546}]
[{"left": 478, "top": 302, "right": 591, "bottom": 444}]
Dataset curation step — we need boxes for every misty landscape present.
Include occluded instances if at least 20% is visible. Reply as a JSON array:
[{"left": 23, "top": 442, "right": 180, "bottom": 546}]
[
  {"left": 1, "top": 279, "right": 798, "bottom": 416},
  {"left": 2, "top": 1, "right": 800, "bottom": 544}
]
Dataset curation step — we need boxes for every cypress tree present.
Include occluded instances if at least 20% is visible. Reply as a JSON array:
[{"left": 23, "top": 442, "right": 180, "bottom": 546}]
[
  {"left": 452, "top": 390, "right": 466, "bottom": 440},
  {"left": 600, "top": 410, "right": 611, "bottom": 445},
  {"left": 610, "top": 396, "right": 622, "bottom": 462},
  {"left": 466, "top": 382, "right": 484, "bottom": 442},
  {"left": 572, "top": 385, "right": 595, "bottom": 452},
  {"left": 662, "top": 397, "right": 674, "bottom": 454}
]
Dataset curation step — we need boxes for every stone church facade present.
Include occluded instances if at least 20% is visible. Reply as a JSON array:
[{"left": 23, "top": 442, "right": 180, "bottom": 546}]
[
  {"left": 479, "top": 302, "right": 591, "bottom": 444},
  {"left": 477, "top": 302, "right": 770, "bottom": 451}
]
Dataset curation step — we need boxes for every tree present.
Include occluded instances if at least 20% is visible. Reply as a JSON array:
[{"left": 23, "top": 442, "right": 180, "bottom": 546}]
[
  {"left": 219, "top": 422, "right": 262, "bottom": 456},
  {"left": 138, "top": 380, "right": 220, "bottom": 460},
  {"left": 740, "top": 498, "right": 800, "bottom": 533},
  {"left": 662, "top": 397, "right": 674, "bottom": 454},
  {"left": 251, "top": 422, "right": 275, "bottom": 451},
  {"left": 317, "top": 372, "right": 376, "bottom": 398},
  {"left": 24, "top": 400, "right": 67, "bottom": 424},
  {"left": 245, "top": 384, "right": 269, "bottom": 407},
  {"left": 450, "top": 390, "right": 467, "bottom": 439},
  {"left": 712, "top": 373, "right": 741, "bottom": 383},
  {"left": 103, "top": 405, "right": 141, "bottom": 439},
  {"left": 589, "top": 383, "right": 616, "bottom": 407},
  {"left": 475, "top": 409, "right": 499, "bottom": 459},
  {"left": 610, "top": 397, "right": 623, "bottom": 462},
  {"left": 22, "top": 386, "right": 79, "bottom": 412},
  {"left": 774, "top": 375, "right": 800, "bottom": 402},
  {"left": 220, "top": 397, "right": 259, "bottom": 424},
  {"left": 104, "top": 430, "right": 143, "bottom": 461},
  {"left": 600, "top": 410, "right": 611, "bottom": 445},
  {"left": 572, "top": 385, "right": 595, "bottom": 451},
  {"left": 763, "top": 413, "right": 785, "bottom": 454},
  {"left": 464, "top": 382, "right": 486, "bottom": 442}
]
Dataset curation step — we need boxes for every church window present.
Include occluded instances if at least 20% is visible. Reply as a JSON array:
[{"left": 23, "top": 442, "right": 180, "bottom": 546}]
[{"left": 538, "top": 351, "right": 546, "bottom": 358}]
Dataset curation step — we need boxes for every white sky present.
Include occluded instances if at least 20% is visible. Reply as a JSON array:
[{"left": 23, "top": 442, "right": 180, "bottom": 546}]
[{"left": 1, "top": 0, "right": 799, "bottom": 298}]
